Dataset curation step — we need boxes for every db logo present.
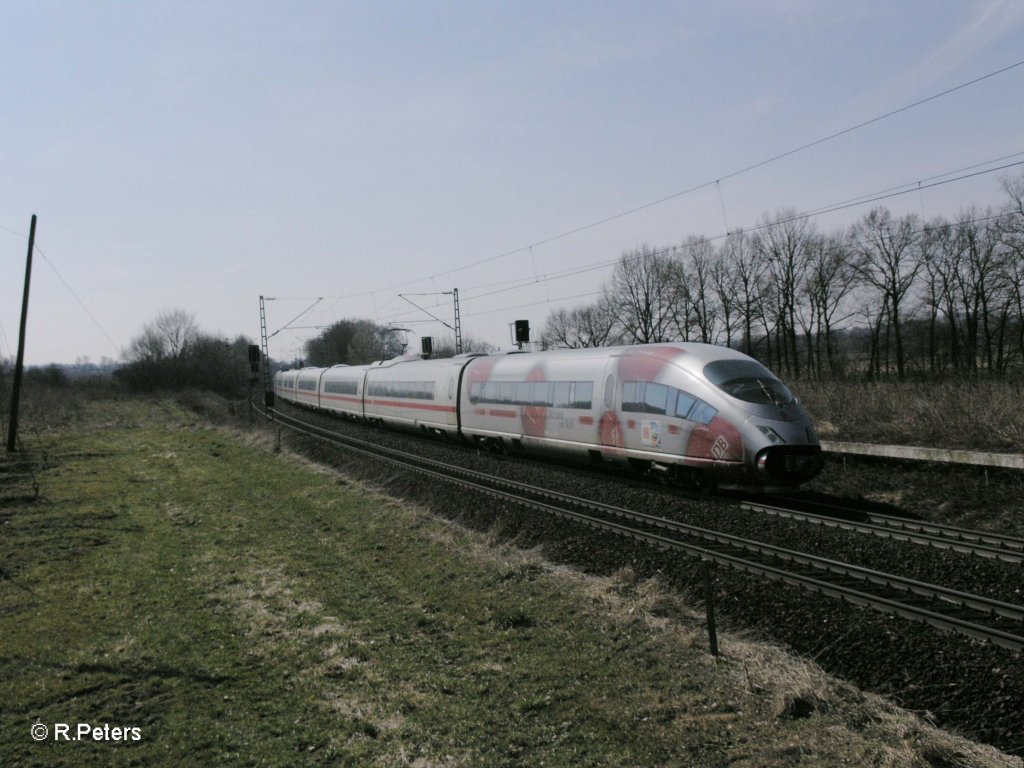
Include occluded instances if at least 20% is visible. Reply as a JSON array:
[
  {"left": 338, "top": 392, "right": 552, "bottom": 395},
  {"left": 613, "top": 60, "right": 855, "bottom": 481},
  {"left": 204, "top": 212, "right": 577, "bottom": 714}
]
[{"left": 710, "top": 435, "right": 730, "bottom": 460}]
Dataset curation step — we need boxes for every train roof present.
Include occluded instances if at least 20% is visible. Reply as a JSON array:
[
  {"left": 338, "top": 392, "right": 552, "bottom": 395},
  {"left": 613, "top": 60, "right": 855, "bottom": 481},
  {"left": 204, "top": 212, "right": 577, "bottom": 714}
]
[
  {"left": 278, "top": 343, "right": 757, "bottom": 378},
  {"left": 487, "top": 342, "right": 750, "bottom": 367}
]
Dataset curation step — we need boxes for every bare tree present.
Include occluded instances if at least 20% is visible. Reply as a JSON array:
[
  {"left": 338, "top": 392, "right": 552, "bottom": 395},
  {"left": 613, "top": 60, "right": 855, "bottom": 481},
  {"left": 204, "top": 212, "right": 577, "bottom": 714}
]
[
  {"left": 958, "top": 209, "right": 1009, "bottom": 371},
  {"left": 124, "top": 308, "right": 198, "bottom": 363},
  {"left": 677, "top": 236, "right": 718, "bottom": 344},
  {"left": 609, "top": 245, "right": 679, "bottom": 344},
  {"left": 430, "top": 333, "right": 495, "bottom": 358},
  {"left": 849, "top": 208, "right": 923, "bottom": 379},
  {"left": 999, "top": 173, "right": 1024, "bottom": 365},
  {"left": 803, "top": 232, "right": 857, "bottom": 377},
  {"left": 722, "top": 229, "right": 763, "bottom": 355},
  {"left": 754, "top": 211, "right": 815, "bottom": 376},
  {"left": 919, "top": 211, "right": 1011, "bottom": 374},
  {"left": 710, "top": 245, "right": 739, "bottom": 348},
  {"left": 119, "top": 313, "right": 253, "bottom": 395},
  {"left": 920, "top": 217, "right": 955, "bottom": 373},
  {"left": 541, "top": 295, "right": 620, "bottom": 349}
]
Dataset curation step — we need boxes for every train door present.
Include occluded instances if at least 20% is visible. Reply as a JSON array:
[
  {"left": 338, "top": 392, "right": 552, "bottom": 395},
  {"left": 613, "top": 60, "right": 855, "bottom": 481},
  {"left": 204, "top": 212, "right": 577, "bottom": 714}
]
[{"left": 597, "top": 355, "right": 625, "bottom": 453}]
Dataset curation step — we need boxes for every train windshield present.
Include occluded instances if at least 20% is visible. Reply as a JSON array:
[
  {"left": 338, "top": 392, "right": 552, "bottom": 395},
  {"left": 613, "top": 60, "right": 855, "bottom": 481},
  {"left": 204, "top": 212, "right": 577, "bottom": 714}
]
[{"left": 703, "top": 360, "right": 795, "bottom": 406}]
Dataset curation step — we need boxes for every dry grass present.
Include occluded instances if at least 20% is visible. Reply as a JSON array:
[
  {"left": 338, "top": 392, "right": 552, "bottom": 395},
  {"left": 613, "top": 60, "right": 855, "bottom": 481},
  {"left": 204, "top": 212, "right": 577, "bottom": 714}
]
[
  {"left": 792, "top": 379, "right": 1024, "bottom": 451},
  {"left": 423, "top": 522, "right": 1022, "bottom": 767}
]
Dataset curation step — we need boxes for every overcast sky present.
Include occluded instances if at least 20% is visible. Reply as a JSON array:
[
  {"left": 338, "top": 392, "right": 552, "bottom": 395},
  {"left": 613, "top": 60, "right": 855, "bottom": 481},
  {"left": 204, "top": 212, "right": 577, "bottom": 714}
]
[{"left": 3, "top": 1, "right": 1024, "bottom": 365}]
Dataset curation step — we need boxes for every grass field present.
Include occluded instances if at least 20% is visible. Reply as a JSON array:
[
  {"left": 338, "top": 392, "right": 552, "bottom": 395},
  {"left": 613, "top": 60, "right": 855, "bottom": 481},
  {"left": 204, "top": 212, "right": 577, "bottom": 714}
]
[
  {"left": 792, "top": 378, "right": 1024, "bottom": 452},
  {"left": 1, "top": 392, "right": 1019, "bottom": 766}
]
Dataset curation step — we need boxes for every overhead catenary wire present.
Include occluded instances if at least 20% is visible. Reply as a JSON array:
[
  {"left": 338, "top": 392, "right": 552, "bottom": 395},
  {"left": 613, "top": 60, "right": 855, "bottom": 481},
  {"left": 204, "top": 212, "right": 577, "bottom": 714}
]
[
  {"left": 258, "top": 59, "right": 1024, "bottom": 314},
  {"left": 0, "top": 226, "right": 122, "bottom": 358},
  {"left": 266, "top": 297, "right": 323, "bottom": 339},
  {"left": 34, "top": 245, "right": 122, "bottom": 356},
  {"left": 370, "top": 158, "right": 1024, "bottom": 328},
  {"left": 364, "top": 58, "right": 1024, "bottom": 294},
  {"left": 267, "top": 61, "right": 1024, "bottom": 354}
]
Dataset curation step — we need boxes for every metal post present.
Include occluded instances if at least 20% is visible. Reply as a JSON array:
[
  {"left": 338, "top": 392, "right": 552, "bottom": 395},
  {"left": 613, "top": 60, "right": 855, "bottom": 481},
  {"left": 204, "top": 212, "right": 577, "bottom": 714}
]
[
  {"left": 702, "top": 560, "right": 719, "bottom": 657},
  {"left": 453, "top": 287, "right": 463, "bottom": 355},
  {"left": 7, "top": 214, "right": 36, "bottom": 453},
  {"left": 259, "top": 296, "right": 270, "bottom": 392},
  {"left": 259, "top": 296, "right": 274, "bottom": 419}
]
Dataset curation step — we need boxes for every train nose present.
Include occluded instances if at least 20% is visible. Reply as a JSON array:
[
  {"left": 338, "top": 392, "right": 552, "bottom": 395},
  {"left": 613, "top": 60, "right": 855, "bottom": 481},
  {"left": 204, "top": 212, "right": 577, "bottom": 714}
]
[{"left": 756, "top": 445, "right": 824, "bottom": 484}]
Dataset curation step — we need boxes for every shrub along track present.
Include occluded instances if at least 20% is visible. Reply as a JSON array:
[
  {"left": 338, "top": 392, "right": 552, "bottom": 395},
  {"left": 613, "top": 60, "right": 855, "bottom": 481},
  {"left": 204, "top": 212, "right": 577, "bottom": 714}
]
[{"left": 262, "top": 402, "right": 1024, "bottom": 755}]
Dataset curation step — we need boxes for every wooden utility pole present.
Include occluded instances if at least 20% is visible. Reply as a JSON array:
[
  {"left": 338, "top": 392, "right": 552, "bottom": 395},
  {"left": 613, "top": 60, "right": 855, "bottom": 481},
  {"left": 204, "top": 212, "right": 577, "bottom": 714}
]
[{"left": 7, "top": 214, "right": 37, "bottom": 452}]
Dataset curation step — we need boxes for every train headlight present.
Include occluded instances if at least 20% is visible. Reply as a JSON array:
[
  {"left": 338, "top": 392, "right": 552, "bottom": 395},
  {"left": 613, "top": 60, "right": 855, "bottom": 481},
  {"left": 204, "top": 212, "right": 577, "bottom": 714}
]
[{"left": 757, "top": 425, "right": 786, "bottom": 444}]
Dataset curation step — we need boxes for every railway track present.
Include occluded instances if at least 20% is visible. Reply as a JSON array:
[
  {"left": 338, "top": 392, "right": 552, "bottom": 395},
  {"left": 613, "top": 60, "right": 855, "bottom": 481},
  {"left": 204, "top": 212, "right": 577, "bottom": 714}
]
[
  {"left": 265, "top": 405, "right": 1024, "bottom": 652},
  {"left": 740, "top": 499, "right": 1024, "bottom": 563}
]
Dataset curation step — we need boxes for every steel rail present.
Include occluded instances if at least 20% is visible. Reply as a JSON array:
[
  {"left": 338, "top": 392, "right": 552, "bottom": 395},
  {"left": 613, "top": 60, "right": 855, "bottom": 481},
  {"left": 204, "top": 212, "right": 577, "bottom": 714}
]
[
  {"left": 265, "top": 405, "right": 1024, "bottom": 651},
  {"left": 741, "top": 500, "right": 1024, "bottom": 563},
  {"left": 865, "top": 512, "right": 1024, "bottom": 552}
]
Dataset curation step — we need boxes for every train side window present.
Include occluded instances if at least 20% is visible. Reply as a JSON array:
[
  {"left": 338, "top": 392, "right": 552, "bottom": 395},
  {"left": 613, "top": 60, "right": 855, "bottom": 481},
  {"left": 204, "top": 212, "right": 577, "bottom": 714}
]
[
  {"left": 515, "top": 382, "right": 531, "bottom": 405},
  {"left": 622, "top": 382, "right": 643, "bottom": 412},
  {"left": 573, "top": 381, "right": 594, "bottom": 409},
  {"left": 552, "top": 382, "right": 572, "bottom": 408},
  {"left": 498, "top": 382, "right": 514, "bottom": 404},
  {"left": 675, "top": 391, "right": 696, "bottom": 418},
  {"left": 690, "top": 400, "right": 718, "bottom": 425},
  {"left": 324, "top": 380, "right": 357, "bottom": 395},
  {"left": 469, "top": 382, "right": 481, "bottom": 404},
  {"left": 529, "top": 381, "right": 551, "bottom": 406},
  {"left": 643, "top": 383, "right": 668, "bottom": 415},
  {"left": 482, "top": 381, "right": 498, "bottom": 403}
]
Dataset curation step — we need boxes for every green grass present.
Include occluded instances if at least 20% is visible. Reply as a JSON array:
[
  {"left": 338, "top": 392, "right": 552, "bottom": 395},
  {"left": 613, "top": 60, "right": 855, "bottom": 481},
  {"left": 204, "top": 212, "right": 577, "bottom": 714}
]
[{"left": 1, "top": 395, "right": 1017, "bottom": 766}]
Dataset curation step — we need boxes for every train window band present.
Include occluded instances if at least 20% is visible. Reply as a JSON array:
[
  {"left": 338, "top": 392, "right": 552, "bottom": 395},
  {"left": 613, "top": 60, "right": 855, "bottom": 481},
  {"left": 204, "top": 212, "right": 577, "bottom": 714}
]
[
  {"left": 324, "top": 380, "right": 359, "bottom": 395},
  {"left": 367, "top": 381, "right": 436, "bottom": 400},
  {"left": 469, "top": 380, "right": 594, "bottom": 410},
  {"left": 622, "top": 381, "right": 718, "bottom": 425},
  {"left": 297, "top": 379, "right": 317, "bottom": 392},
  {"left": 703, "top": 359, "right": 795, "bottom": 406}
]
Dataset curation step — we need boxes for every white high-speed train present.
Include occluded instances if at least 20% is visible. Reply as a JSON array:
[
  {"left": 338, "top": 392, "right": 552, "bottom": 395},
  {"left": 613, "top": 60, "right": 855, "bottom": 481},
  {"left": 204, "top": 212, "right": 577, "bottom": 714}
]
[{"left": 273, "top": 342, "right": 823, "bottom": 490}]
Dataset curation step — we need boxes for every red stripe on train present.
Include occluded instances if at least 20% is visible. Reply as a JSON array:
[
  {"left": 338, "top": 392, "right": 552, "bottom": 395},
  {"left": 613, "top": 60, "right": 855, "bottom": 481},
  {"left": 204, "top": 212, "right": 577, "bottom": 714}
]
[
  {"left": 322, "top": 394, "right": 361, "bottom": 405},
  {"left": 365, "top": 399, "right": 456, "bottom": 413}
]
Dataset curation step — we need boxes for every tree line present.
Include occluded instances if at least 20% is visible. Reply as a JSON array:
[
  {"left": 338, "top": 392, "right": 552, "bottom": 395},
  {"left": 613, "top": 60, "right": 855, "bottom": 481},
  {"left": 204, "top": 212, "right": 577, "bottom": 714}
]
[
  {"left": 117, "top": 309, "right": 258, "bottom": 396},
  {"left": 302, "top": 319, "right": 494, "bottom": 367},
  {"left": 542, "top": 173, "right": 1024, "bottom": 380},
  {"left": 113, "top": 311, "right": 497, "bottom": 399}
]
